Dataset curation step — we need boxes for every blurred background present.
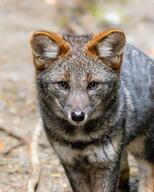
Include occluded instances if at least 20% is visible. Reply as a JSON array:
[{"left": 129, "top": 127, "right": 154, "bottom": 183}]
[{"left": 0, "top": 0, "right": 154, "bottom": 191}]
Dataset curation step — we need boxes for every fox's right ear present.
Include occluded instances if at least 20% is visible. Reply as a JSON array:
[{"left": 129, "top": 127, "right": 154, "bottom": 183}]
[
  {"left": 85, "top": 29, "right": 126, "bottom": 70},
  {"left": 30, "top": 31, "right": 70, "bottom": 70}
]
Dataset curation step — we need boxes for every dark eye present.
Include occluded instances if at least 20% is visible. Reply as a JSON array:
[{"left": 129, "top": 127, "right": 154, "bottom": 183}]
[
  {"left": 87, "top": 82, "right": 99, "bottom": 90},
  {"left": 57, "top": 81, "right": 70, "bottom": 90}
]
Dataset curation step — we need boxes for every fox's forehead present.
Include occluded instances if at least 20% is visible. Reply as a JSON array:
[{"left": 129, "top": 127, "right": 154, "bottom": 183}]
[{"left": 42, "top": 53, "right": 115, "bottom": 83}]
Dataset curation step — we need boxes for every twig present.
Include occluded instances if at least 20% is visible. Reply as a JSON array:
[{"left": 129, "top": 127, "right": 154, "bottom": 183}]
[
  {"left": 0, "top": 126, "right": 29, "bottom": 156},
  {"left": 3, "top": 142, "right": 25, "bottom": 156},
  {"left": 27, "top": 121, "right": 42, "bottom": 192},
  {"left": 0, "top": 126, "right": 28, "bottom": 143}
]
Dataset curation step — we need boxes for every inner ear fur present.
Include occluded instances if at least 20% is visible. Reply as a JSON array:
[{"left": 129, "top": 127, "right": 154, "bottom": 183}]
[
  {"left": 30, "top": 31, "right": 71, "bottom": 56},
  {"left": 30, "top": 31, "right": 71, "bottom": 70},
  {"left": 85, "top": 29, "right": 125, "bottom": 57},
  {"left": 84, "top": 29, "right": 126, "bottom": 70}
]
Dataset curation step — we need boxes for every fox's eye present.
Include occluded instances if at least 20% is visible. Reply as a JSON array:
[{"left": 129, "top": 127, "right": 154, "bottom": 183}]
[
  {"left": 57, "top": 81, "right": 70, "bottom": 90},
  {"left": 87, "top": 82, "right": 99, "bottom": 90}
]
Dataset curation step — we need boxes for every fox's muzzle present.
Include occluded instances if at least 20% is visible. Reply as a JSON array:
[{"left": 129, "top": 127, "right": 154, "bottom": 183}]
[{"left": 66, "top": 90, "right": 89, "bottom": 125}]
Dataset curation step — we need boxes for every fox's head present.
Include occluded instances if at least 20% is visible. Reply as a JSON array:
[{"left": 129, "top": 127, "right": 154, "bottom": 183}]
[{"left": 30, "top": 29, "right": 125, "bottom": 126}]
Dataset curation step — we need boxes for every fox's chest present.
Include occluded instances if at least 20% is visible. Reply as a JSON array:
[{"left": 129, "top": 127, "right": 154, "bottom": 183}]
[{"left": 52, "top": 139, "right": 118, "bottom": 166}]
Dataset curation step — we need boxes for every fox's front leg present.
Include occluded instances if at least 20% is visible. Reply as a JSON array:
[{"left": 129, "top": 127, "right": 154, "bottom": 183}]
[
  {"left": 88, "top": 138, "right": 123, "bottom": 192},
  {"left": 63, "top": 162, "right": 120, "bottom": 192},
  {"left": 63, "top": 163, "right": 91, "bottom": 192},
  {"left": 90, "top": 164, "right": 120, "bottom": 192}
]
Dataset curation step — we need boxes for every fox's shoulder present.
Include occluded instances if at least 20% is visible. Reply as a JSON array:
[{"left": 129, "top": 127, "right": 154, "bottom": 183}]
[
  {"left": 121, "top": 43, "right": 154, "bottom": 85},
  {"left": 123, "top": 43, "right": 154, "bottom": 71}
]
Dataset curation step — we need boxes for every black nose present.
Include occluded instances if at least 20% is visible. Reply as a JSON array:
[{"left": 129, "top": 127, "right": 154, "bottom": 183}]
[{"left": 71, "top": 111, "right": 85, "bottom": 122}]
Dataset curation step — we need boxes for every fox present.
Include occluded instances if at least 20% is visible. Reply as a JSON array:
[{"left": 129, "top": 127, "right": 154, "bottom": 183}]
[{"left": 30, "top": 29, "right": 154, "bottom": 192}]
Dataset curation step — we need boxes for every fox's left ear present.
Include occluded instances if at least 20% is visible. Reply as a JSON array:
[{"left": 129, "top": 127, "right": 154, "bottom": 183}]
[{"left": 85, "top": 29, "right": 126, "bottom": 70}]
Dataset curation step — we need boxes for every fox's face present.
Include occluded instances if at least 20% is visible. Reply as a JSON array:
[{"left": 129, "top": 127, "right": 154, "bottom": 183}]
[{"left": 30, "top": 30, "right": 125, "bottom": 126}]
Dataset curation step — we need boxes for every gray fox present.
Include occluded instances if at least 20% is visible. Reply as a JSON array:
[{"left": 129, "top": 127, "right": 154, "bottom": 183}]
[{"left": 30, "top": 29, "right": 154, "bottom": 192}]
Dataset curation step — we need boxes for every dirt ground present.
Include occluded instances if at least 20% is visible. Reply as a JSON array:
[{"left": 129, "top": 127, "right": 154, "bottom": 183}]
[{"left": 0, "top": 0, "right": 154, "bottom": 192}]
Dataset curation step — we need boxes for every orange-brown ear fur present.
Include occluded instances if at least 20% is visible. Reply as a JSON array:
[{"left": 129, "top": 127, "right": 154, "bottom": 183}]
[
  {"left": 30, "top": 31, "right": 71, "bottom": 57},
  {"left": 85, "top": 29, "right": 125, "bottom": 57}
]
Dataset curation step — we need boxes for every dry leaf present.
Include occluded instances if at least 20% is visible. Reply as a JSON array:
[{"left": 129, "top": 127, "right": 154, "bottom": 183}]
[{"left": 0, "top": 140, "right": 4, "bottom": 152}]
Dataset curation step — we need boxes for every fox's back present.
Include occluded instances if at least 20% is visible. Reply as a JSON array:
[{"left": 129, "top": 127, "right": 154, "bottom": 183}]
[{"left": 121, "top": 44, "right": 154, "bottom": 142}]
